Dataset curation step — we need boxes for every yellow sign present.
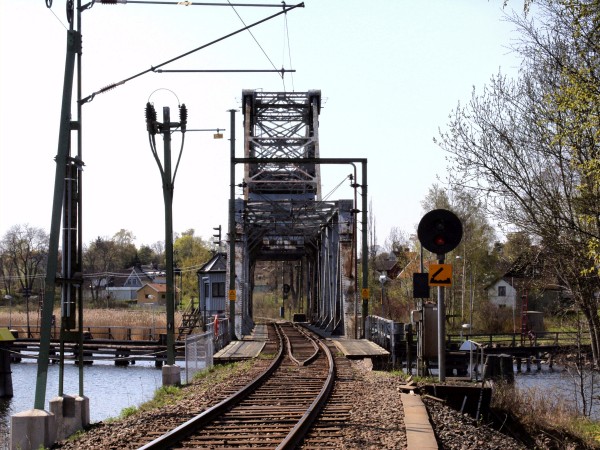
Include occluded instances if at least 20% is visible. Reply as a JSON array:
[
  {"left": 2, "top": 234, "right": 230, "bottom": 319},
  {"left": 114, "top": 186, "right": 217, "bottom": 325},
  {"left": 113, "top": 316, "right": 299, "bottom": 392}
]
[
  {"left": 361, "top": 288, "right": 370, "bottom": 299},
  {"left": 429, "top": 264, "right": 453, "bottom": 286},
  {"left": 228, "top": 289, "right": 236, "bottom": 301}
]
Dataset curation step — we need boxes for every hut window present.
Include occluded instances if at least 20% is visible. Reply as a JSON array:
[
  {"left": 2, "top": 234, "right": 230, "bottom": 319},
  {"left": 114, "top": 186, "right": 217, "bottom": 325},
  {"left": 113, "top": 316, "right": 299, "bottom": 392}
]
[{"left": 213, "top": 282, "right": 225, "bottom": 297}]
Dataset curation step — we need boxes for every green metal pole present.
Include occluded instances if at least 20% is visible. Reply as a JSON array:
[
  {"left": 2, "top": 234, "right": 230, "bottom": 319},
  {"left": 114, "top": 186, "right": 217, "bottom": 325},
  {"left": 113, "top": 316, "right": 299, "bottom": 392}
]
[
  {"left": 35, "top": 28, "right": 80, "bottom": 411},
  {"left": 162, "top": 107, "right": 175, "bottom": 366},
  {"left": 361, "top": 160, "right": 368, "bottom": 338},
  {"left": 77, "top": 0, "right": 85, "bottom": 398},
  {"left": 228, "top": 109, "right": 237, "bottom": 341}
]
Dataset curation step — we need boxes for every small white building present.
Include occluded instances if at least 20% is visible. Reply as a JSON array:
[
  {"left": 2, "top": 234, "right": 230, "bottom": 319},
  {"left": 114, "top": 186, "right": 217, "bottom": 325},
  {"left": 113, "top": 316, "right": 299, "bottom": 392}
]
[{"left": 487, "top": 278, "right": 517, "bottom": 309}]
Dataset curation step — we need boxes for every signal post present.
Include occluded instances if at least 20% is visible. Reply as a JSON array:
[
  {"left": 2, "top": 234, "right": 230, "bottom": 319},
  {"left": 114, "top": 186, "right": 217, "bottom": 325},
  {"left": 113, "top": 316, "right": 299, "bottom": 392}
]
[{"left": 417, "top": 209, "right": 463, "bottom": 382}]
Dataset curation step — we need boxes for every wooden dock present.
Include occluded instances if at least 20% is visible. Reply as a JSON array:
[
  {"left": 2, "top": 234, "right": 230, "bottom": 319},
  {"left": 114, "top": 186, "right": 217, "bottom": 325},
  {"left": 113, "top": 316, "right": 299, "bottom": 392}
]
[{"left": 9, "top": 338, "right": 182, "bottom": 366}]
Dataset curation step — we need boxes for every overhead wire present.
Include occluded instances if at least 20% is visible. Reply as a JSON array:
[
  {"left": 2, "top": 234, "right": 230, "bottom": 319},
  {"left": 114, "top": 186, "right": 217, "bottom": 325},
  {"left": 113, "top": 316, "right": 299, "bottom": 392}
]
[
  {"left": 323, "top": 175, "right": 352, "bottom": 201},
  {"left": 283, "top": 6, "right": 295, "bottom": 92},
  {"left": 226, "top": 0, "right": 294, "bottom": 91},
  {"left": 46, "top": 5, "right": 69, "bottom": 31},
  {"left": 226, "top": 1, "right": 279, "bottom": 73}
]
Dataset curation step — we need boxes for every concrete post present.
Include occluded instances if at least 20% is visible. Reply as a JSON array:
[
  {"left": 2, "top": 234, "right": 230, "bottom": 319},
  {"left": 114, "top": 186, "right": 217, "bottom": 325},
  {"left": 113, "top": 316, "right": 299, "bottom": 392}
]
[
  {"left": 49, "top": 394, "right": 90, "bottom": 441},
  {"left": 10, "top": 409, "right": 56, "bottom": 450},
  {"left": 162, "top": 364, "right": 181, "bottom": 386}
]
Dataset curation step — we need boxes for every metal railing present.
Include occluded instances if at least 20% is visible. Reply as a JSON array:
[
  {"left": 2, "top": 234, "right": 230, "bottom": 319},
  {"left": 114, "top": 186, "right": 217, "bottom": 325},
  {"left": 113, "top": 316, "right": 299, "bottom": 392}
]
[
  {"left": 4, "top": 324, "right": 168, "bottom": 341},
  {"left": 447, "top": 331, "right": 590, "bottom": 348},
  {"left": 365, "top": 315, "right": 403, "bottom": 366},
  {"left": 184, "top": 332, "right": 213, "bottom": 383},
  {"left": 206, "top": 317, "right": 231, "bottom": 353}
]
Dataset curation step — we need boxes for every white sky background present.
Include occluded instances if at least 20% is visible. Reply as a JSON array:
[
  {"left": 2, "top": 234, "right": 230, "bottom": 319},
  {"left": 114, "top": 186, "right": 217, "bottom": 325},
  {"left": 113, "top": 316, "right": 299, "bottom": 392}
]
[{"left": 0, "top": 1, "right": 523, "bottom": 249}]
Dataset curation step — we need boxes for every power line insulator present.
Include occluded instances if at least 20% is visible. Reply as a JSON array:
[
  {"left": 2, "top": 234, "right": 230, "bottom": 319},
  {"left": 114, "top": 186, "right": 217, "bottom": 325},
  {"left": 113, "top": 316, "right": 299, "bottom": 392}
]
[
  {"left": 179, "top": 104, "right": 188, "bottom": 133},
  {"left": 145, "top": 102, "right": 158, "bottom": 135}
]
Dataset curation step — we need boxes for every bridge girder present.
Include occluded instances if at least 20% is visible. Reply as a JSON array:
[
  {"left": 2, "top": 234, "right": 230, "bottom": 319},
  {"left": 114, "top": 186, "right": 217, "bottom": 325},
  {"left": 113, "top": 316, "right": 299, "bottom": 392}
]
[{"left": 228, "top": 90, "right": 357, "bottom": 337}]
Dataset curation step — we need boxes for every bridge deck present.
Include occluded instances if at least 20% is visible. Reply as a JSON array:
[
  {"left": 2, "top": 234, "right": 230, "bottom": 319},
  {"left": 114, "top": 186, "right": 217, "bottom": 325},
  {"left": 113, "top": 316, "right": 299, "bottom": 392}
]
[
  {"left": 331, "top": 338, "right": 390, "bottom": 358},
  {"left": 300, "top": 324, "right": 389, "bottom": 358},
  {"left": 214, "top": 324, "right": 269, "bottom": 362},
  {"left": 242, "top": 324, "right": 269, "bottom": 341},
  {"left": 213, "top": 341, "right": 266, "bottom": 362}
]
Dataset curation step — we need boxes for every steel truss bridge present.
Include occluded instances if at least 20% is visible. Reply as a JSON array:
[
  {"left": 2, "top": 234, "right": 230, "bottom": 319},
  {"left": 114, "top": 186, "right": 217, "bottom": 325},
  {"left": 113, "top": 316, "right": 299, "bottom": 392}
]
[{"left": 226, "top": 90, "right": 369, "bottom": 339}]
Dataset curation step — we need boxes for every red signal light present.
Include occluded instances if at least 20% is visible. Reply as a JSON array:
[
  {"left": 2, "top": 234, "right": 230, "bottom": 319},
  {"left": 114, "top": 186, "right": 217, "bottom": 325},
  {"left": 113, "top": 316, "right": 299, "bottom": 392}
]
[{"left": 434, "top": 235, "right": 446, "bottom": 246}]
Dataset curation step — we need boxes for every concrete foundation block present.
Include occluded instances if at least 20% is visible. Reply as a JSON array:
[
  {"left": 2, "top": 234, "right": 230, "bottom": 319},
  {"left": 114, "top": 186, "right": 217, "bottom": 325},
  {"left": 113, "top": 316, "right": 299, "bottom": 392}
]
[
  {"left": 162, "top": 364, "right": 181, "bottom": 386},
  {"left": 49, "top": 394, "right": 90, "bottom": 441},
  {"left": 77, "top": 395, "right": 90, "bottom": 428},
  {"left": 10, "top": 409, "right": 56, "bottom": 450}
]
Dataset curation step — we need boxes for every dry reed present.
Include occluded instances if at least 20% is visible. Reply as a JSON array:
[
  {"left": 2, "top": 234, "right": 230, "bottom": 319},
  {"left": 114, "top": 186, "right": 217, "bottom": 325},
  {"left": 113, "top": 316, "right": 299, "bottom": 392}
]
[{"left": 0, "top": 307, "right": 179, "bottom": 341}]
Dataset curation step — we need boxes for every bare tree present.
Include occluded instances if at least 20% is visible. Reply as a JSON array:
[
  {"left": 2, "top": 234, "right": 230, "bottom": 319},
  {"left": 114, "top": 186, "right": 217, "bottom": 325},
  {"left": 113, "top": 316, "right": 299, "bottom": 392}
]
[
  {"left": 437, "top": 1, "right": 600, "bottom": 363},
  {"left": 1, "top": 224, "right": 49, "bottom": 336}
]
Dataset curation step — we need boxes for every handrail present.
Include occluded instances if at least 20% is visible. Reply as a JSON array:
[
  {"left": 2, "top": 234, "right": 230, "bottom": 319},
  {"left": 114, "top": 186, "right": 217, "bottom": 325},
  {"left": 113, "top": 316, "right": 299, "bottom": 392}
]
[{"left": 447, "top": 331, "right": 589, "bottom": 347}]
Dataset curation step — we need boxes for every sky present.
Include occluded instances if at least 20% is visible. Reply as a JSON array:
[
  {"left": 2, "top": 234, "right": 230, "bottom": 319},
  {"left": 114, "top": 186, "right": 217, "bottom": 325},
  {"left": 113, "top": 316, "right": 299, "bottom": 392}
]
[{"left": 0, "top": 1, "right": 523, "bottom": 250}]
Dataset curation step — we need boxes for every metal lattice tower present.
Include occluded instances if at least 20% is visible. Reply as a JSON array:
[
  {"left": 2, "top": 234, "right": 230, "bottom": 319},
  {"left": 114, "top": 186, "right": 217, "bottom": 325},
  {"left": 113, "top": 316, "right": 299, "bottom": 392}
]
[
  {"left": 241, "top": 90, "right": 340, "bottom": 260},
  {"left": 230, "top": 90, "right": 358, "bottom": 337}
]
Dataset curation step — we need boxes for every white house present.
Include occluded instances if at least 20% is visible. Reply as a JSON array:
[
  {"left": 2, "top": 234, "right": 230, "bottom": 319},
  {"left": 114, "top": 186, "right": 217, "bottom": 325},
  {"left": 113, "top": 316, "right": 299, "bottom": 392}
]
[{"left": 487, "top": 278, "right": 517, "bottom": 309}]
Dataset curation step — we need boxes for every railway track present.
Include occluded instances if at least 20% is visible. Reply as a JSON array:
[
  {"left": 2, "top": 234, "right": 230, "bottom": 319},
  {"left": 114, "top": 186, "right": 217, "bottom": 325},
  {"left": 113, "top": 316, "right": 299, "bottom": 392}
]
[{"left": 137, "top": 322, "right": 335, "bottom": 449}]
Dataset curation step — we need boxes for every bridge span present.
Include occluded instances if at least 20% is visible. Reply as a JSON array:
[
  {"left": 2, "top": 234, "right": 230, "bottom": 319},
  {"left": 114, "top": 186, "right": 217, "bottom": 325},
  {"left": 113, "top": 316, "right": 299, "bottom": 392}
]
[{"left": 227, "top": 90, "right": 368, "bottom": 339}]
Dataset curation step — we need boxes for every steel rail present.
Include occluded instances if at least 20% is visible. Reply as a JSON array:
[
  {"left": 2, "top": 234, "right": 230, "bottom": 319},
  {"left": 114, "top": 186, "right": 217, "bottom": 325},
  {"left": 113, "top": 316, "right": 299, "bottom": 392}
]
[
  {"left": 282, "top": 323, "right": 319, "bottom": 366},
  {"left": 137, "top": 324, "right": 284, "bottom": 450},
  {"left": 277, "top": 328, "right": 336, "bottom": 449},
  {"left": 294, "top": 324, "right": 323, "bottom": 366}
]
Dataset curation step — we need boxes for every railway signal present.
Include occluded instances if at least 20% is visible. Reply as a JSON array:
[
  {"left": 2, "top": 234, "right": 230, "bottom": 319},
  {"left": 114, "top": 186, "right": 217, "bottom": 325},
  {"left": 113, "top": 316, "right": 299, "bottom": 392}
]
[
  {"left": 417, "top": 209, "right": 463, "bottom": 383},
  {"left": 417, "top": 209, "right": 463, "bottom": 256}
]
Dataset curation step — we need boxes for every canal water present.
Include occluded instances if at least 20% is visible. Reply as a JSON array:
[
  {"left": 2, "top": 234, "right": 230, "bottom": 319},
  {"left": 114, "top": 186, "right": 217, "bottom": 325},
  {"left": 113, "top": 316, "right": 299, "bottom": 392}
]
[
  {"left": 515, "top": 364, "right": 600, "bottom": 420},
  {"left": 0, "top": 361, "right": 164, "bottom": 448}
]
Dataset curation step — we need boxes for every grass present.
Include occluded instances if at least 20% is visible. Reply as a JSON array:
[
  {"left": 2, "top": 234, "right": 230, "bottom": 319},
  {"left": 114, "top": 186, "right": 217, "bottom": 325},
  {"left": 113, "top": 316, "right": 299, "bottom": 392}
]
[
  {"left": 390, "top": 370, "right": 435, "bottom": 384},
  {"left": 492, "top": 382, "right": 600, "bottom": 448},
  {"left": 118, "top": 405, "right": 139, "bottom": 419}
]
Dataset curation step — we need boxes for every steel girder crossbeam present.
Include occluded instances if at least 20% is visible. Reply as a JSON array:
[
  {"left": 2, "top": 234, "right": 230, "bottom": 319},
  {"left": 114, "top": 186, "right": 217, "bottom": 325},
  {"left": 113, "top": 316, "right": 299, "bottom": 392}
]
[
  {"left": 242, "top": 90, "right": 322, "bottom": 201},
  {"left": 241, "top": 90, "right": 325, "bottom": 262}
]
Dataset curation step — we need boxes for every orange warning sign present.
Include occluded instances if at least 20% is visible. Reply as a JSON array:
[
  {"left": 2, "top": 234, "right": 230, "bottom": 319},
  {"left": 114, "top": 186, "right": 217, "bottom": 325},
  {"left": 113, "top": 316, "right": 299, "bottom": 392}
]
[
  {"left": 228, "top": 289, "right": 236, "bottom": 301},
  {"left": 361, "top": 288, "right": 370, "bottom": 299},
  {"left": 428, "top": 264, "right": 453, "bottom": 286}
]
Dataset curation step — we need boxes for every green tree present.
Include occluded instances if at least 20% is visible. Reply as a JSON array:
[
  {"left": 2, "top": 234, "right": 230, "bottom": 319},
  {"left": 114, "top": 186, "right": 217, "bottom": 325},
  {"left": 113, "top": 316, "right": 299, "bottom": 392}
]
[
  {"left": 173, "top": 229, "right": 211, "bottom": 303},
  {"left": 112, "top": 229, "right": 138, "bottom": 269},
  {"left": 137, "top": 245, "right": 156, "bottom": 267}
]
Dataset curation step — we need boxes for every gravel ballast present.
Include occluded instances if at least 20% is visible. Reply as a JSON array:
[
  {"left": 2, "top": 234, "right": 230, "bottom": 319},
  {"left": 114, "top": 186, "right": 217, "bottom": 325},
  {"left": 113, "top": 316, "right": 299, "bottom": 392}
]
[{"left": 51, "top": 356, "right": 544, "bottom": 449}]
